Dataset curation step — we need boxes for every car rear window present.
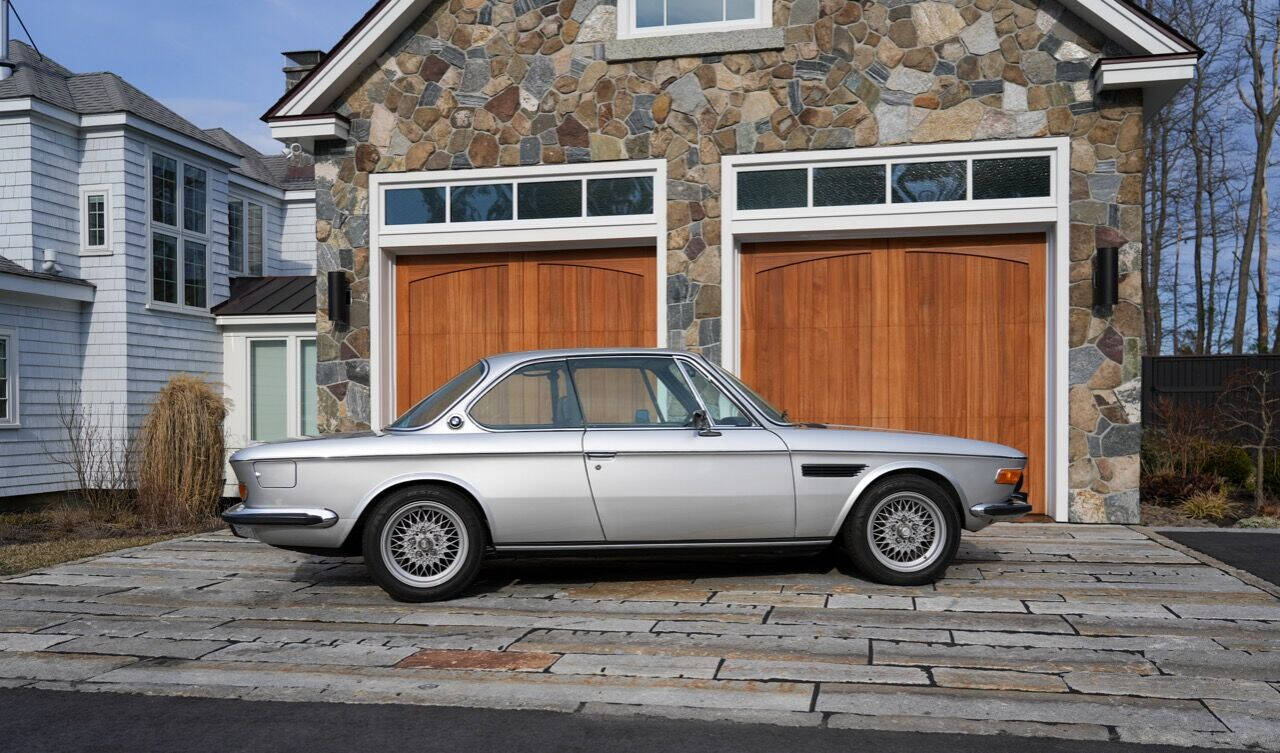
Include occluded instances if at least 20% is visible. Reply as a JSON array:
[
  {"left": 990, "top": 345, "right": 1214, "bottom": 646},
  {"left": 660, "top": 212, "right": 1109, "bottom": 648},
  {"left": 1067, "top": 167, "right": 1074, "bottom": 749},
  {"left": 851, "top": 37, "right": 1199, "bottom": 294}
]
[{"left": 388, "top": 361, "right": 485, "bottom": 429}]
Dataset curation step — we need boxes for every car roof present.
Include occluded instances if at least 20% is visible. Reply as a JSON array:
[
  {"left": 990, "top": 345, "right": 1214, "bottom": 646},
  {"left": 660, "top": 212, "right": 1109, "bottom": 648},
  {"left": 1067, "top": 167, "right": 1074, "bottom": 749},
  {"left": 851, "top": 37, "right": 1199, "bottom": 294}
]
[{"left": 482, "top": 348, "right": 701, "bottom": 371}]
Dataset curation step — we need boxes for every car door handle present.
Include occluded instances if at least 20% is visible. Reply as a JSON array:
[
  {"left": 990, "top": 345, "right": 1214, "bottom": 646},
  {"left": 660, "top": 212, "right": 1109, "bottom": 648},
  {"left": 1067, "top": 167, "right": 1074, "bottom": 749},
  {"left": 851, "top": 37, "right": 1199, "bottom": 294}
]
[{"left": 585, "top": 452, "right": 617, "bottom": 460}]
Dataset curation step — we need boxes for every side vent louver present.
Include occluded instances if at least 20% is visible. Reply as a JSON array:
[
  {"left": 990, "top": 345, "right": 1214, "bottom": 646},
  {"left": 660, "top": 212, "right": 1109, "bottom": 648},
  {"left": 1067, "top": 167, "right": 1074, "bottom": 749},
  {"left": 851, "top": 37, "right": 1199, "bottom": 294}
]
[{"left": 801, "top": 464, "right": 868, "bottom": 478}]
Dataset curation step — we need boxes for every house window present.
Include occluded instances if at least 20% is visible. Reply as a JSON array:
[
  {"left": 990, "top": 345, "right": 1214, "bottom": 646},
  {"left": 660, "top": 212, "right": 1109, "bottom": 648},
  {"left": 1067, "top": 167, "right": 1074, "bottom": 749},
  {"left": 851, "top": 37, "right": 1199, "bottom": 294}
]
[
  {"left": 384, "top": 174, "right": 655, "bottom": 226},
  {"left": 250, "top": 336, "right": 318, "bottom": 441},
  {"left": 150, "top": 151, "right": 209, "bottom": 310},
  {"left": 81, "top": 185, "right": 112, "bottom": 253},
  {"left": 228, "top": 199, "right": 265, "bottom": 276},
  {"left": 0, "top": 331, "right": 15, "bottom": 426},
  {"left": 619, "top": 0, "right": 769, "bottom": 38}
]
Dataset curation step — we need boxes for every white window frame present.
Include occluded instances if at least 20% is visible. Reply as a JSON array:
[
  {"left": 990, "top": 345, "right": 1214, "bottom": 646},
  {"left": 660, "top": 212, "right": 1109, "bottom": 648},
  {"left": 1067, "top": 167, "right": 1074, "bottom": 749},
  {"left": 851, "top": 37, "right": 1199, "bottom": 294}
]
[
  {"left": 721, "top": 138, "right": 1072, "bottom": 522},
  {"left": 147, "top": 147, "right": 212, "bottom": 314},
  {"left": 79, "top": 184, "right": 113, "bottom": 255},
  {"left": 246, "top": 334, "right": 317, "bottom": 441},
  {"left": 0, "top": 328, "right": 18, "bottom": 428},
  {"left": 616, "top": 0, "right": 771, "bottom": 40},
  {"left": 227, "top": 196, "right": 266, "bottom": 277}
]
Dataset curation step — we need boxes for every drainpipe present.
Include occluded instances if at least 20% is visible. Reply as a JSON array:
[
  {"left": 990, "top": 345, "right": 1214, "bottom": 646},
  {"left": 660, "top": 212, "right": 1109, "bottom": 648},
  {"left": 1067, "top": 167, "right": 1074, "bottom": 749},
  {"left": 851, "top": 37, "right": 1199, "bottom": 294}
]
[{"left": 0, "top": 0, "right": 11, "bottom": 82}]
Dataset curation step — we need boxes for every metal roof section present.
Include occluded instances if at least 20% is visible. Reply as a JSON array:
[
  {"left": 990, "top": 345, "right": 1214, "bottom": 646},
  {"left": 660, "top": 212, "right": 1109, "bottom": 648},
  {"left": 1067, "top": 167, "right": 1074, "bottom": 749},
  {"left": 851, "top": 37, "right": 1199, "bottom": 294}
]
[{"left": 211, "top": 276, "right": 317, "bottom": 317}]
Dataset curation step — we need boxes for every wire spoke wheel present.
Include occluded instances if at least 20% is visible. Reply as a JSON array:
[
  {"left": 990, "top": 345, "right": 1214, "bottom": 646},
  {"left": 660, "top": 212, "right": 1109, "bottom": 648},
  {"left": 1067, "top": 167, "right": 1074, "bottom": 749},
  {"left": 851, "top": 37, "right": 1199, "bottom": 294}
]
[
  {"left": 866, "top": 491, "right": 946, "bottom": 573},
  {"left": 380, "top": 500, "right": 469, "bottom": 587}
]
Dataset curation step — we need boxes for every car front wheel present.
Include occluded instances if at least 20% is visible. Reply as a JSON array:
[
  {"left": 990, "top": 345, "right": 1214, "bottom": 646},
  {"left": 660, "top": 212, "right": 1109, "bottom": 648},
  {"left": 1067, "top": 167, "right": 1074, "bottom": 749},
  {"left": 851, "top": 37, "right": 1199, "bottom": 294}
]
[
  {"left": 843, "top": 474, "right": 960, "bottom": 586},
  {"left": 362, "top": 485, "right": 484, "bottom": 602}
]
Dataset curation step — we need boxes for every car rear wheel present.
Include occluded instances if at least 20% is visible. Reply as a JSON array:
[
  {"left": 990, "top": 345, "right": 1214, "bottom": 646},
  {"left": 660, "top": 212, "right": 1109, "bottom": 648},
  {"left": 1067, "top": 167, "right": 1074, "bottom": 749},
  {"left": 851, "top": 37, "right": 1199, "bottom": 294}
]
[
  {"left": 842, "top": 474, "right": 960, "bottom": 586},
  {"left": 362, "top": 485, "right": 484, "bottom": 602}
]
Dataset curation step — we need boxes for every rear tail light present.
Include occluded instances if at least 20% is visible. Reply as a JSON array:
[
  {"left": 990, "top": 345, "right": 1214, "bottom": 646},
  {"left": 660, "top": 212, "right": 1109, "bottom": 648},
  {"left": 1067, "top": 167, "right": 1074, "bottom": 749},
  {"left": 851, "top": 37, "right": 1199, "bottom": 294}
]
[{"left": 995, "top": 468, "right": 1023, "bottom": 486}]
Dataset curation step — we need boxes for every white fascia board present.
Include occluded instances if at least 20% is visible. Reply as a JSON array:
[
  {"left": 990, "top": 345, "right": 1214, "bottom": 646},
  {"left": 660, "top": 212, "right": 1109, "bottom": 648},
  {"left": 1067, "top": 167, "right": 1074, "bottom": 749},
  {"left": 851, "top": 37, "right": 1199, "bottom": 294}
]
[
  {"left": 215, "top": 314, "right": 317, "bottom": 328},
  {"left": 272, "top": 0, "right": 433, "bottom": 118},
  {"left": 1062, "top": 0, "right": 1194, "bottom": 55},
  {"left": 0, "top": 97, "right": 81, "bottom": 128},
  {"left": 1094, "top": 55, "right": 1198, "bottom": 114},
  {"left": 267, "top": 115, "right": 351, "bottom": 146},
  {"left": 285, "top": 189, "right": 317, "bottom": 203},
  {"left": 229, "top": 172, "right": 287, "bottom": 201},
  {"left": 80, "top": 113, "right": 242, "bottom": 166},
  {"left": 0, "top": 273, "right": 95, "bottom": 303}
]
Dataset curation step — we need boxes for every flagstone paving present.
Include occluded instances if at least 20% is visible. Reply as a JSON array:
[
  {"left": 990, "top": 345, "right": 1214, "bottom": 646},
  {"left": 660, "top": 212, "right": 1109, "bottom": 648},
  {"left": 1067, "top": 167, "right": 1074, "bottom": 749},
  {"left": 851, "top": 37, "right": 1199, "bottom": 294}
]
[{"left": 1, "top": 524, "right": 1278, "bottom": 749}]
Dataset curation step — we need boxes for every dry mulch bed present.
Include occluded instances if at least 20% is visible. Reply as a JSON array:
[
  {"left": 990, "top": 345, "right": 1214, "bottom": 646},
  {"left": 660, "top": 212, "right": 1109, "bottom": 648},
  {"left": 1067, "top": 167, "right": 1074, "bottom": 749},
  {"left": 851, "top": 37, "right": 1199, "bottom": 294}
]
[{"left": 0, "top": 503, "right": 218, "bottom": 577}]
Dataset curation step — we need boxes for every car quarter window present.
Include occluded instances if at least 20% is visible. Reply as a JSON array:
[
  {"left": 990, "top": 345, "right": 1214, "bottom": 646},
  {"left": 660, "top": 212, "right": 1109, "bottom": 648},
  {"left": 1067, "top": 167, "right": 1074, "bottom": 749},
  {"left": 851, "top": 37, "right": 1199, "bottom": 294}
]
[
  {"left": 567, "top": 357, "right": 701, "bottom": 428},
  {"left": 470, "top": 360, "right": 582, "bottom": 430},
  {"left": 679, "top": 362, "right": 753, "bottom": 427}
]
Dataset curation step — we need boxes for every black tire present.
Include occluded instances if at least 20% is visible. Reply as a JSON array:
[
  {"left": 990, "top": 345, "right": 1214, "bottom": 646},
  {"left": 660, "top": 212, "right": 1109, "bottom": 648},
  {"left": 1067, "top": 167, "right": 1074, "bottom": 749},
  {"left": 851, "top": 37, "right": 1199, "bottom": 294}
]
[
  {"left": 361, "top": 485, "right": 485, "bottom": 602},
  {"left": 842, "top": 474, "right": 960, "bottom": 586}
]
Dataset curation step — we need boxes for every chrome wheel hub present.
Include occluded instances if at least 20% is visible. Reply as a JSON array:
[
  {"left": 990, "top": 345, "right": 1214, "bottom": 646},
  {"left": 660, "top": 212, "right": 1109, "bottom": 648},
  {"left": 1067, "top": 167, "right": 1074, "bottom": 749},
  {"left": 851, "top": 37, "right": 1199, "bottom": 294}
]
[
  {"left": 381, "top": 501, "right": 468, "bottom": 587},
  {"left": 867, "top": 492, "right": 945, "bottom": 573}
]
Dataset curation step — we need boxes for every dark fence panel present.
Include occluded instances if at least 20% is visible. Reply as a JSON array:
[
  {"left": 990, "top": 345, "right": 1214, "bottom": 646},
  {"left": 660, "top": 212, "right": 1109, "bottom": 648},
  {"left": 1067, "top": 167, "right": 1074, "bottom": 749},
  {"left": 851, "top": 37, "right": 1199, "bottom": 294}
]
[{"left": 1142, "top": 355, "right": 1280, "bottom": 429}]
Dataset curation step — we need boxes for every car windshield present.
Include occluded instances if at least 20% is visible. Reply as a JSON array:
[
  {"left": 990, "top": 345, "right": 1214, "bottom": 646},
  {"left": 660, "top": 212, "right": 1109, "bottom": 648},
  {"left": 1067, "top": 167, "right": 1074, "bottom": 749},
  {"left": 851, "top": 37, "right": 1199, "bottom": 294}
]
[
  {"left": 708, "top": 362, "right": 791, "bottom": 424},
  {"left": 387, "top": 361, "right": 486, "bottom": 429}
]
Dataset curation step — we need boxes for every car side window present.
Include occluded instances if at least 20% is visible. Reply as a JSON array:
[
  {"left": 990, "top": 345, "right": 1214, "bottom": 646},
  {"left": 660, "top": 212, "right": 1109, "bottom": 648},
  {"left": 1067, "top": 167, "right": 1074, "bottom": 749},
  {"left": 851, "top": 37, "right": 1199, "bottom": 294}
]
[
  {"left": 568, "top": 357, "right": 701, "bottom": 428},
  {"left": 679, "top": 362, "right": 753, "bottom": 427},
  {"left": 470, "top": 360, "right": 582, "bottom": 430}
]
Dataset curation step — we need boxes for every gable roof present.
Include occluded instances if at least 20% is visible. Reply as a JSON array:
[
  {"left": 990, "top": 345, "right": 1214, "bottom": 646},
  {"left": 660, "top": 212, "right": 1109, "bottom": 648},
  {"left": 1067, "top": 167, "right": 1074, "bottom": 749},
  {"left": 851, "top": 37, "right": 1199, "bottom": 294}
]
[
  {"left": 211, "top": 276, "right": 316, "bottom": 317},
  {"left": 265, "top": 0, "right": 1200, "bottom": 121},
  {"left": 0, "top": 41, "right": 227, "bottom": 150}
]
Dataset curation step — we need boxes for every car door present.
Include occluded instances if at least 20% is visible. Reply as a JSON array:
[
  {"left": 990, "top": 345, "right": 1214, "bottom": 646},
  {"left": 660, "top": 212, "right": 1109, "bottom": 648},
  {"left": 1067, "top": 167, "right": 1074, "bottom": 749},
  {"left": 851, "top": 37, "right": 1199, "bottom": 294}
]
[
  {"left": 570, "top": 355, "right": 795, "bottom": 542},
  {"left": 466, "top": 359, "right": 602, "bottom": 543}
]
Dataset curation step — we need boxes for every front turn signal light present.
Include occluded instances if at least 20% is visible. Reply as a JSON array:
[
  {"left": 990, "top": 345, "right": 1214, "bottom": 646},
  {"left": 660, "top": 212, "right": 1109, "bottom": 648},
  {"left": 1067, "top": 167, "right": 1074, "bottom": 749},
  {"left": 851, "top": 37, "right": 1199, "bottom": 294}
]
[
  {"left": 238, "top": 483, "right": 248, "bottom": 501},
  {"left": 995, "top": 468, "right": 1023, "bottom": 486}
]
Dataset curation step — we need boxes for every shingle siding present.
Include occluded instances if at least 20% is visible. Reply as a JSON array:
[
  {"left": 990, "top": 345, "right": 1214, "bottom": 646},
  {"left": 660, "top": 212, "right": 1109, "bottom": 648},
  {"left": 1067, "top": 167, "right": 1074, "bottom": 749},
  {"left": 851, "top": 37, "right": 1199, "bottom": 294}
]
[
  {"left": 0, "top": 296, "right": 84, "bottom": 496},
  {"left": 277, "top": 197, "right": 316, "bottom": 276}
]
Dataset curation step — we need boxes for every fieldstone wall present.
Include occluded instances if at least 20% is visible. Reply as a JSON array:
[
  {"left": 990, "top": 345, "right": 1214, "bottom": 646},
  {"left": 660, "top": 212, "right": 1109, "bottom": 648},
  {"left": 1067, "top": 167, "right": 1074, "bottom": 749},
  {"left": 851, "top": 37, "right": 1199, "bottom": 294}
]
[{"left": 310, "top": 0, "right": 1146, "bottom": 523}]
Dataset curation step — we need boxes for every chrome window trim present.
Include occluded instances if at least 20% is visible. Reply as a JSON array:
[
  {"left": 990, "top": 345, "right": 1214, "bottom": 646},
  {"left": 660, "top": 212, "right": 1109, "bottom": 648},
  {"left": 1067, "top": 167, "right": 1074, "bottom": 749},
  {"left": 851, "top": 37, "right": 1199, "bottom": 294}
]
[
  {"left": 673, "top": 355, "right": 757, "bottom": 428},
  {"left": 464, "top": 357, "right": 583, "bottom": 433},
  {"left": 385, "top": 359, "right": 490, "bottom": 432}
]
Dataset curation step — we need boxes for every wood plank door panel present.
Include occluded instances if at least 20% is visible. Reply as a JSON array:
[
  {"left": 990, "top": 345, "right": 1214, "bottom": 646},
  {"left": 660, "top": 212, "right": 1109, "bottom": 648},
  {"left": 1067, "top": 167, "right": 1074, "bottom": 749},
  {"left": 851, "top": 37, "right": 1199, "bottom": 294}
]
[
  {"left": 741, "top": 233, "right": 1047, "bottom": 512},
  {"left": 396, "top": 247, "right": 655, "bottom": 413}
]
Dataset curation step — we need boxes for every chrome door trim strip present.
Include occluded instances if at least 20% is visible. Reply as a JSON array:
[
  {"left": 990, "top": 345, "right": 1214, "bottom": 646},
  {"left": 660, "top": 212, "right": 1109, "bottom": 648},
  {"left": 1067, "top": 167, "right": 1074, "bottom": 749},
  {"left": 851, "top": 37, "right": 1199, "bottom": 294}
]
[{"left": 493, "top": 538, "right": 832, "bottom": 551}]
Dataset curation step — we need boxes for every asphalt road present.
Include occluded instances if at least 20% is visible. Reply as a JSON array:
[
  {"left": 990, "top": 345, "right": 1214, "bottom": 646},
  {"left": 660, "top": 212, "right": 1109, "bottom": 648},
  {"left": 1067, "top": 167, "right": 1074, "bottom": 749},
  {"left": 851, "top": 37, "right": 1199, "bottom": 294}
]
[
  {"left": 1161, "top": 530, "right": 1280, "bottom": 587},
  {"left": 0, "top": 688, "right": 1246, "bottom": 753}
]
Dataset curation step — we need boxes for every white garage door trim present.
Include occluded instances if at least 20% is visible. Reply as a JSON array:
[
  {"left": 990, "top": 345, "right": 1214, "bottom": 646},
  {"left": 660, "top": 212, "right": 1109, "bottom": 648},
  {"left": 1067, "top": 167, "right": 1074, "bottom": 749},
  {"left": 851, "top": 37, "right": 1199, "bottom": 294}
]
[
  {"left": 721, "top": 137, "right": 1072, "bottom": 521},
  {"left": 368, "top": 160, "right": 668, "bottom": 433}
]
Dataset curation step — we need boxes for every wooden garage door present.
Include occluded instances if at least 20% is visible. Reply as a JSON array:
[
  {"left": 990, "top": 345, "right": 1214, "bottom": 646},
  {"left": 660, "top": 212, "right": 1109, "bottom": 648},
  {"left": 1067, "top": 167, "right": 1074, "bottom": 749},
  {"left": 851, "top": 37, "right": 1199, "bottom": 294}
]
[
  {"left": 395, "top": 247, "right": 656, "bottom": 412},
  {"left": 742, "top": 234, "right": 1047, "bottom": 512}
]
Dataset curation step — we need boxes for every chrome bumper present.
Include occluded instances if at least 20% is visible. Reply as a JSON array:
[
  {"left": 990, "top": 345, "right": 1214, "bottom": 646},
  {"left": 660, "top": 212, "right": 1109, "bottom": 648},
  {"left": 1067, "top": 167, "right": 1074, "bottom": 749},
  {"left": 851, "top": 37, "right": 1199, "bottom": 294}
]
[
  {"left": 221, "top": 504, "right": 339, "bottom": 528},
  {"left": 969, "top": 492, "right": 1032, "bottom": 519}
]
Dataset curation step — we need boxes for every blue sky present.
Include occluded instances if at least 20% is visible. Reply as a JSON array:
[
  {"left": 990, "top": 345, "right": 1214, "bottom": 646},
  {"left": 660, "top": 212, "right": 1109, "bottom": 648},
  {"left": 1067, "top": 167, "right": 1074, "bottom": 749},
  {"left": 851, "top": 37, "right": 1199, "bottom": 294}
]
[{"left": 15, "top": 0, "right": 362, "bottom": 154}]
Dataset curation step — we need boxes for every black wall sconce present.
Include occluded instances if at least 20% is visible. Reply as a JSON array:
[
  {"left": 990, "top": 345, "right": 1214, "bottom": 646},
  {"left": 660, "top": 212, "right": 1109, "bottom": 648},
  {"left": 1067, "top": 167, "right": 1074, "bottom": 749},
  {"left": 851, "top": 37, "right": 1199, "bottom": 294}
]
[
  {"left": 1094, "top": 246, "right": 1119, "bottom": 314},
  {"left": 327, "top": 270, "right": 350, "bottom": 326}
]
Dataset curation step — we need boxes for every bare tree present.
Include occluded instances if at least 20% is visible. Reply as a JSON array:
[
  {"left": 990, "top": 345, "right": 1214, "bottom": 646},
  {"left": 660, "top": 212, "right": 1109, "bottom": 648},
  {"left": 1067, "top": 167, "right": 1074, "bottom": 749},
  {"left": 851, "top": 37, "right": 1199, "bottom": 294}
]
[
  {"left": 40, "top": 388, "right": 137, "bottom": 512},
  {"left": 1219, "top": 367, "right": 1280, "bottom": 508},
  {"left": 1232, "top": 0, "right": 1280, "bottom": 353}
]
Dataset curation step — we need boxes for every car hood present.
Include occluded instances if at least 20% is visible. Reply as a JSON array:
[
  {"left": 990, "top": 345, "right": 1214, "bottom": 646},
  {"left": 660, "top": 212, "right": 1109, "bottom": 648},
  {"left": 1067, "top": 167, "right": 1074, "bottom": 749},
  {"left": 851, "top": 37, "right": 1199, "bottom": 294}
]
[{"left": 775, "top": 423, "right": 1025, "bottom": 459}]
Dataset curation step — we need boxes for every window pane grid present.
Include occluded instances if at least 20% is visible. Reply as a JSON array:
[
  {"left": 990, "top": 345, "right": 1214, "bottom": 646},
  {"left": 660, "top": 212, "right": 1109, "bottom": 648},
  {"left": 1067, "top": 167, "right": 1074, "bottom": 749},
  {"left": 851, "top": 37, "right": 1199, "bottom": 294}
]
[
  {"left": 248, "top": 204, "right": 264, "bottom": 276},
  {"left": 385, "top": 176, "right": 654, "bottom": 226},
  {"left": 736, "top": 156, "right": 1051, "bottom": 211},
  {"left": 152, "top": 233, "right": 178, "bottom": 305},
  {"left": 228, "top": 200, "right": 244, "bottom": 273},
  {"left": 151, "top": 155, "right": 177, "bottom": 226},
  {"left": 183, "top": 164, "right": 207, "bottom": 233},
  {"left": 183, "top": 241, "right": 207, "bottom": 308},
  {"left": 0, "top": 337, "right": 8, "bottom": 421},
  {"left": 86, "top": 194, "right": 106, "bottom": 247}
]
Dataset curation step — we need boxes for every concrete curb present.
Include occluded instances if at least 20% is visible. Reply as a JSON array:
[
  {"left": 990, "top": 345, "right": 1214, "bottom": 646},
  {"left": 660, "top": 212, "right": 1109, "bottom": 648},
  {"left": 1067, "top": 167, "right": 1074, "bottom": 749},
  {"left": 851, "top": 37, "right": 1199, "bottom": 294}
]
[{"left": 1133, "top": 525, "right": 1280, "bottom": 600}]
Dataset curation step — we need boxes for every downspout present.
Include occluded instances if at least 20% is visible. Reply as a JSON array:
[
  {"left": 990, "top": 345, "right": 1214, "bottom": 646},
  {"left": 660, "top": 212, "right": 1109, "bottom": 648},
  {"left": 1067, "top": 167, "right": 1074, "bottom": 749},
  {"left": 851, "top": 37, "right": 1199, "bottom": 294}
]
[{"left": 0, "top": 0, "right": 11, "bottom": 81}]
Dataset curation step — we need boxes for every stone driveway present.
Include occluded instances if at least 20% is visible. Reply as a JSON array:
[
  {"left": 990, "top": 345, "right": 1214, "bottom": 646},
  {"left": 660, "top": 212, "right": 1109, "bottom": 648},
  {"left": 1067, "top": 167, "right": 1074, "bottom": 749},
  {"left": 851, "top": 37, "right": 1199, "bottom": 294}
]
[{"left": 2, "top": 524, "right": 1278, "bottom": 750}]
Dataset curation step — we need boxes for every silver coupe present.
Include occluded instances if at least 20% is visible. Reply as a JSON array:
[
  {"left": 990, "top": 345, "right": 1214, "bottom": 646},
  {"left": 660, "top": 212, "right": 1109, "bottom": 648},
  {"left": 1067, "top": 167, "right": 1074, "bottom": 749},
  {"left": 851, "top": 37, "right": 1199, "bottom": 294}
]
[{"left": 223, "top": 349, "right": 1030, "bottom": 601}]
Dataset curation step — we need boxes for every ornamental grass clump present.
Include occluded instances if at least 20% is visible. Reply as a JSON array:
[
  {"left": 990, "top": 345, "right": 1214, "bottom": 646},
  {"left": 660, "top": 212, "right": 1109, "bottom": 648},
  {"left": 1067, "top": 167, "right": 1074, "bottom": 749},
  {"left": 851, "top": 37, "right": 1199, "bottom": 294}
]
[
  {"left": 1177, "top": 490, "right": 1239, "bottom": 522},
  {"left": 137, "top": 374, "right": 227, "bottom": 529}
]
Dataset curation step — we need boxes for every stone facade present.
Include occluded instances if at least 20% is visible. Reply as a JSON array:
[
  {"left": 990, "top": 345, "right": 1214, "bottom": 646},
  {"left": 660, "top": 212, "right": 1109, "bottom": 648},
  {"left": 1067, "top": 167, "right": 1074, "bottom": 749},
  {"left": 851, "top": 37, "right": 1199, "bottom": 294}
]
[{"left": 309, "top": 0, "right": 1146, "bottom": 523}]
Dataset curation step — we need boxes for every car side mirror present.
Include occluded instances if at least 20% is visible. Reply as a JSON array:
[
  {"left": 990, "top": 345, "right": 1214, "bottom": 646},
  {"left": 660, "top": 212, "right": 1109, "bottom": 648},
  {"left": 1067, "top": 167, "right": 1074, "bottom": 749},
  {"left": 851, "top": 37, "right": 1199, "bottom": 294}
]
[{"left": 692, "top": 409, "right": 721, "bottom": 437}]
